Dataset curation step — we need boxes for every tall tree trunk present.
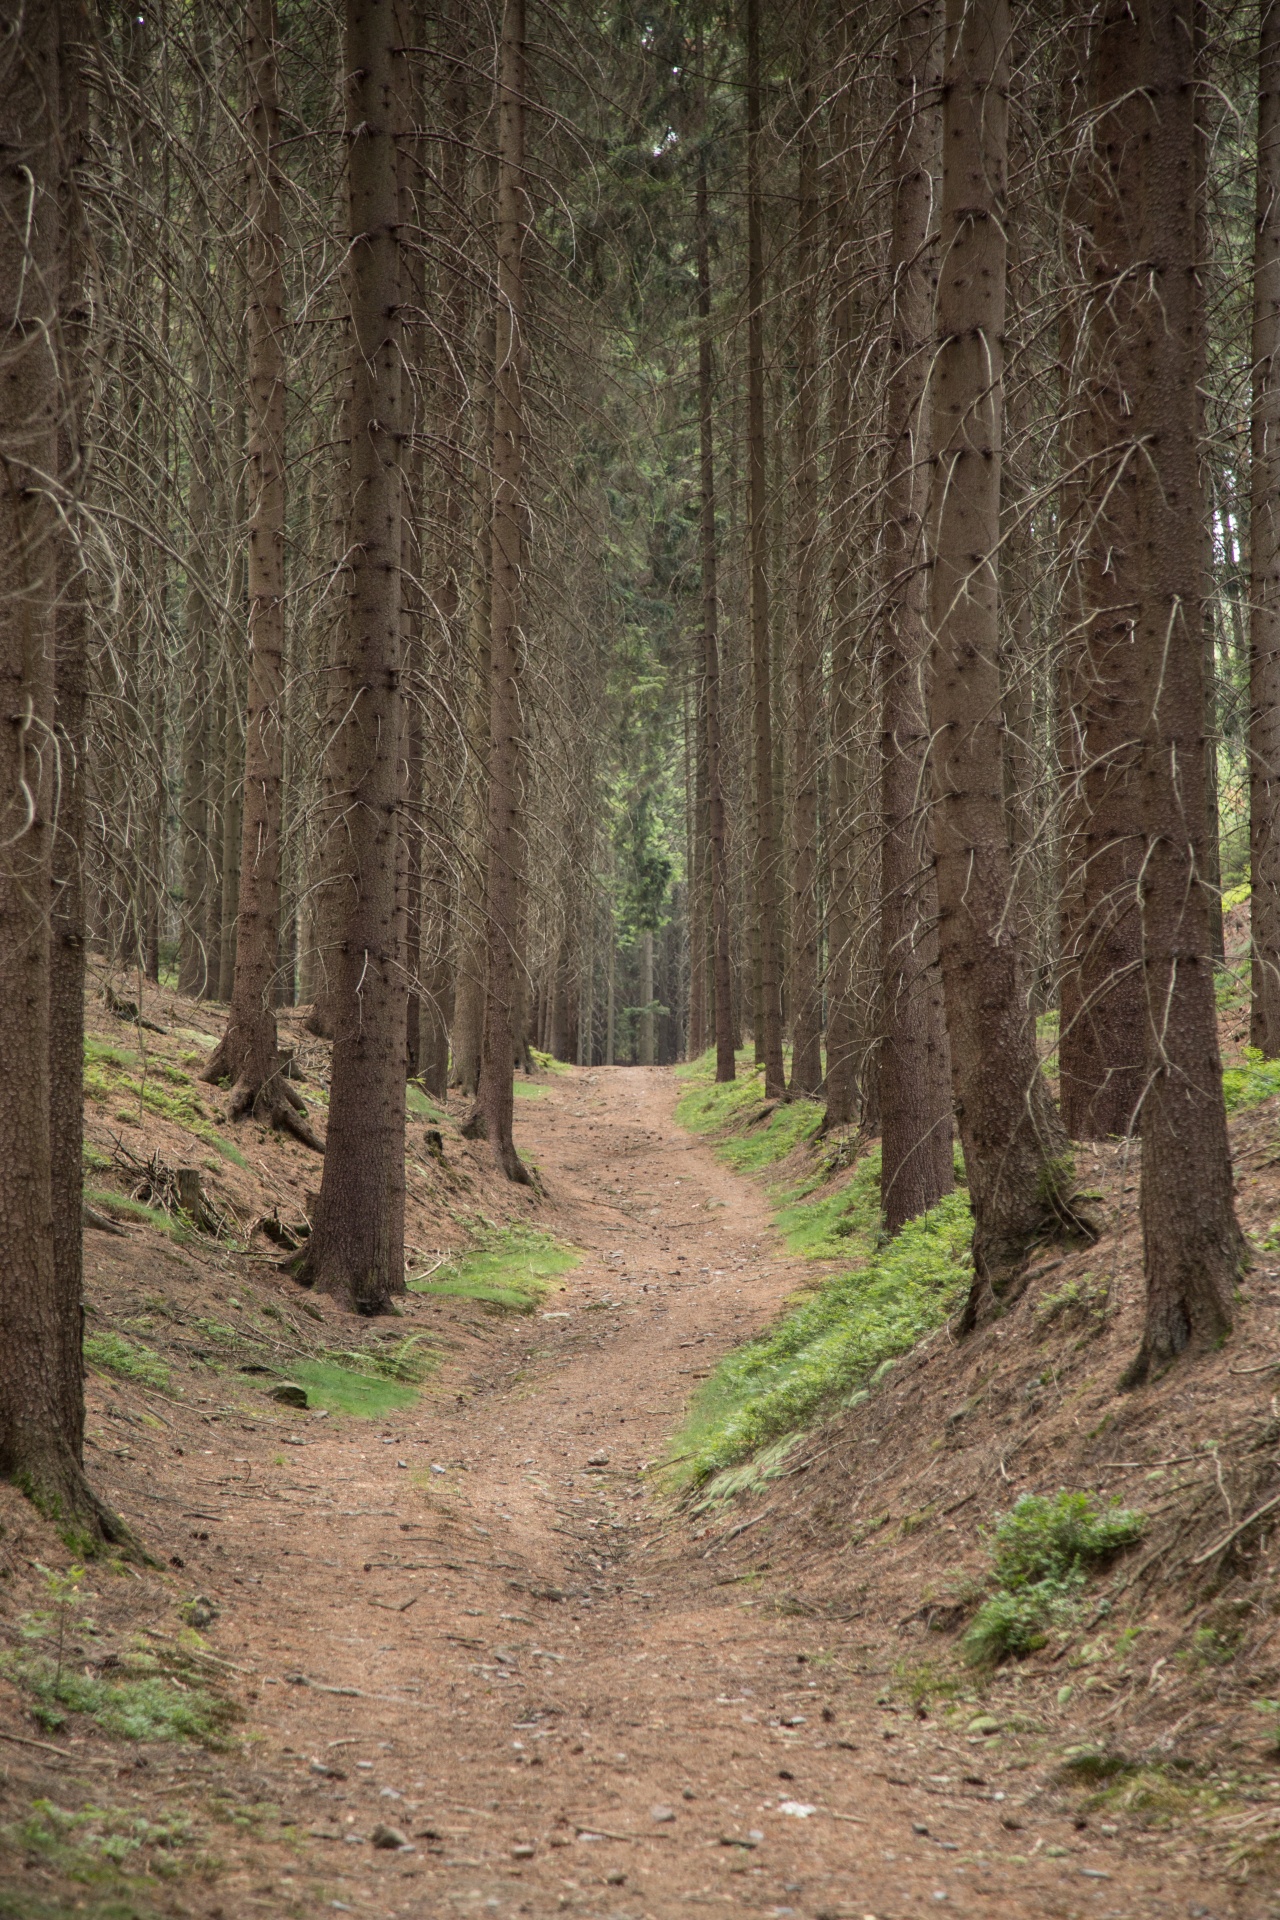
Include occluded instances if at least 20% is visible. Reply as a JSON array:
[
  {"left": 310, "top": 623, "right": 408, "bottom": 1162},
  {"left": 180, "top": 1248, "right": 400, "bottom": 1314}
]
[
  {"left": 787, "top": 36, "right": 823, "bottom": 1101},
  {"left": 744, "top": 0, "right": 785, "bottom": 1101},
  {"left": 696, "top": 130, "right": 735, "bottom": 1088},
  {"left": 294, "top": 0, "right": 408, "bottom": 1308},
  {"left": 465, "top": 0, "right": 530, "bottom": 1181},
  {"left": 878, "top": 0, "right": 953, "bottom": 1235},
  {"left": 203, "top": 0, "right": 317, "bottom": 1144},
  {"left": 0, "top": 5, "right": 126, "bottom": 1545},
  {"left": 639, "top": 930, "right": 655, "bottom": 1064},
  {"left": 929, "top": 0, "right": 1089, "bottom": 1323},
  {"left": 1123, "top": 0, "right": 1244, "bottom": 1382},
  {"left": 1058, "top": 1, "right": 1146, "bottom": 1139},
  {"left": 1252, "top": 0, "right": 1280, "bottom": 1056}
]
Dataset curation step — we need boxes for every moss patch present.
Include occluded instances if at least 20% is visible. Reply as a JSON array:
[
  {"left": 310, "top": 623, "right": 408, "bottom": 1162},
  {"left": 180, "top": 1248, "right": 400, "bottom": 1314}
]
[
  {"left": 83, "top": 1331, "right": 172, "bottom": 1393},
  {"left": 409, "top": 1225, "right": 578, "bottom": 1313}
]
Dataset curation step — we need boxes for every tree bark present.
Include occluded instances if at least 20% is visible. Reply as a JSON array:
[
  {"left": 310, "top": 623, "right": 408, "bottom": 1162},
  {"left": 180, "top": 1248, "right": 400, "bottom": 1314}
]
[
  {"left": 465, "top": 0, "right": 531, "bottom": 1181},
  {"left": 929, "top": 0, "right": 1089, "bottom": 1323},
  {"left": 293, "top": 0, "right": 409, "bottom": 1309},
  {"left": 1123, "top": 0, "right": 1244, "bottom": 1382},
  {"left": 1058, "top": 0, "right": 1146, "bottom": 1139},
  {"left": 0, "top": 4, "right": 128, "bottom": 1547},
  {"left": 744, "top": 0, "right": 785, "bottom": 1102},
  {"left": 786, "top": 35, "right": 823, "bottom": 1102},
  {"left": 202, "top": 0, "right": 317, "bottom": 1145},
  {"left": 1252, "top": 0, "right": 1280, "bottom": 1056},
  {"left": 878, "top": 0, "right": 953, "bottom": 1235},
  {"left": 696, "top": 129, "right": 735, "bottom": 1088}
]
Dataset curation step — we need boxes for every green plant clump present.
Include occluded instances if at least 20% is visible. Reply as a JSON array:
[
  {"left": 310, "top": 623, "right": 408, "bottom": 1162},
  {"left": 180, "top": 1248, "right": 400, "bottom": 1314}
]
[
  {"left": 963, "top": 1491, "right": 1146, "bottom": 1667},
  {"left": 1222, "top": 1046, "right": 1280, "bottom": 1113},
  {"left": 284, "top": 1335, "right": 436, "bottom": 1418},
  {"left": 3, "top": 1649, "right": 235, "bottom": 1745},
  {"left": 83, "top": 1331, "right": 171, "bottom": 1392},
  {"left": 671, "top": 1190, "right": 973, "bottom": 1485},
  {"left": 409, "top": 1224, "right": 578, "bottom": 1313}
]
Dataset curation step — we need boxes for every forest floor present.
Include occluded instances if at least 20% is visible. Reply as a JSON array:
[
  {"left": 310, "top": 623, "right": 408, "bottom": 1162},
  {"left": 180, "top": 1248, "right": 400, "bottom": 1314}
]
[{"left": 3, "top": 968, "right": 1280, "bottom": 1917}]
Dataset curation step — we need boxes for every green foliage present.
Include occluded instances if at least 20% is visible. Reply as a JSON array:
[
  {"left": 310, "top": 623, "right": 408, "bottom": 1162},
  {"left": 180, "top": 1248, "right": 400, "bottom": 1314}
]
[
  {"left": 962, "top": 1492, "right": 1146, "bottom": 1667},
  {"left": 262, "top": 1335, "right": 435, "bottom": 1419},
  {"left": 512, "top": 1079, "right": 544, "bottom": 1100},
  {"left": 84, "top": 1188, "right": 191, "bottom": 1242},
  {"left": 718, "top": 1099, "right": 824, "bottom": 1175},
  {"left": 1223, "top": 880, "right": 1251, "bottom": 912},
  {"left": 3, "top": 1797, "right": 198, "bottom": 1906},
  {"left": 670, "top": 1193, "right": 973, "bottom": 1484},
  {"left": 409, "top": 1224, "right": 578, "bottom": 1313},
  {"left": 675, "top": 1061, "right": 772, "bottom": 1136},
  {"left": 1222, "top": 1046, "right": 1280, "bottom": 1111},
  {"left": 528, "top": 1048, "right": 572, "bottom": 1076},
  {"left": 989, "top": 1490, "right": 1146, "bottom": 1589},
  {"left": 405, "top": 1082, "right": 445, "bottom": 1121},
  {"left": 83, "top": 1332, "right": 171, "bottom": 1393},
  {"left": 773, "top": 1150, "right": 882, "bottom": 1259},
  {"left": 81, "top": 1040, "right": 246, "bottom": 1164},
  {"left": 2, "top": 1634, "right": 236, "bottom": 1745}
]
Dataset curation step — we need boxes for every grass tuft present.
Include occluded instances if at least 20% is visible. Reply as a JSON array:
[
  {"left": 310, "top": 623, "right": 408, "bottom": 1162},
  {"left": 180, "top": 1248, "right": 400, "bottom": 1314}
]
[
  {"left": 963, "top": 1490, "right": 1146, "bottom": 1667},
  {"left": 1222, "top": 1047, "right": 1280, "bottom": 1113},
  {"left": 83, "top": 1331, "right": 171, "bottom": 1393},
  {"left": 669, "top": 1188, "right": 972, "bottom": 1484},
  {"left": 409, "top": 1224, "right": 578, "bottom": 1313}
]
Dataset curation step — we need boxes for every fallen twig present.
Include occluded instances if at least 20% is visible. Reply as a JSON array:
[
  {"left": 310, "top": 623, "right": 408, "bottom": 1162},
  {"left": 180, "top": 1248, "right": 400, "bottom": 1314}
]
[
  {"left": 0, "top": 1727, "right": 72, "bottom": 1759},
  {"left": 1189, "top": 1489, "right": 1280, "bottom": 1566}
]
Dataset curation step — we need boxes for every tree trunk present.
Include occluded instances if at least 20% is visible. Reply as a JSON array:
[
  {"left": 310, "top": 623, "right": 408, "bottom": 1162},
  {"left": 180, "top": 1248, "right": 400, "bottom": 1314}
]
[
  {"left": 202, "top": 0, "right": 316, "bottom": 1144},
  {"left": 929, "top": 0, "right": 1089, "bottom": 1323},
  {"left": 0, "top": 6, "right": 127, "bottom": 1546},
  {"left": 787, "top": 37, "right": 823, "bottom": 1102},
  {"left": 639, "top": 930, "right": 655, "bottom": 1065},
  {"left": 696, "top": 130, "right": 735, "bottom": 1088},
  {"left": 744, "top": 0, "right": 785, "bottom": 1101},
  {"left": 466, "top": 0, "right": 530, "bottom": 1181},
  {"left": 1252, "top": 0, "right": 1280, "bottom": 1056},
  {"left": 878, "top": 0, "right": 953, "bottom": 1235},
  {"left": 294, "top": 0, "right": 409, "bottom": 1309},
  {"left": 1057, "top": 0, "right": 1146, "bottom": 1140},
  {"left": 1123, "top": 0, "right": 1244, "bottom": 1382}
]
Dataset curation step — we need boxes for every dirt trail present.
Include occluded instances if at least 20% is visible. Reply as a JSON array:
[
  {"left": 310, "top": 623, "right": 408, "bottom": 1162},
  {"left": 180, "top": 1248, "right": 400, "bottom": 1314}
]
[{"left": 69, "top": 1066, "right": 1226, "bottom": 1917}]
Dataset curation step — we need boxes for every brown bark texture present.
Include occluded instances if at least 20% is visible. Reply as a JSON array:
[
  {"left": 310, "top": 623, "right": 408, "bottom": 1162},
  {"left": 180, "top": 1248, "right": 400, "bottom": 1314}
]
[
  {"left": 294, "top": 0, "right": 409, "bottom": 1308},
  {"left": 0, "top": 5, "right": 127, "bottom": 1545},
  {"left": 744, "top": 0, "right": 785, "bottom": 1102},
  {"left": 786, "top": 41, "right": 824, "bottom": 1102},
  {"left": 466, "top": 0, "right": 530, "bottom": 1181},
  {"left": 928, "top": 0, "right": 1088, "bottom": 1322},
  {"left": 878, "top": 0, "right": 954, "bottom": 1236},
  {"left": 1124, "top": 0, "right": 1244, "bottom": 1382},
  {"left": 203, "top": 0, "right": 318, "bottom": 1146},
  {"left": 696, "top": 137, "right": 735, "bottom": 1088},
  {"left": 1253, "top": 0, "right": 1280, "bottom": 1056},
  {"left": 1058, "top": 0, "right": 1146, "bottom": 1139}
]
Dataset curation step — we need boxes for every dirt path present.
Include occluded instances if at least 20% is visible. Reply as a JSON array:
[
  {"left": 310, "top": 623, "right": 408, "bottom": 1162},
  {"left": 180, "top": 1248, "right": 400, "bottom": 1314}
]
[{"left": 87, "top": 1066, "right": 1224, "bottom": 1917}]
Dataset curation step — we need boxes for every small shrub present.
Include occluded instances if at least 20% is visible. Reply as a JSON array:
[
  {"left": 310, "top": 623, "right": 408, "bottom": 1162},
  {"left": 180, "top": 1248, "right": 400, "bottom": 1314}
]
[
  {"left": 964, "top": 1578, "right": 1081, "bottom": 1665},
  {"left": 990, "top": 1490, "right": 1146, "bottom": 1590},
  {"left": 1222, "top": 1047, "right": 1280, "bottom": 1112}
]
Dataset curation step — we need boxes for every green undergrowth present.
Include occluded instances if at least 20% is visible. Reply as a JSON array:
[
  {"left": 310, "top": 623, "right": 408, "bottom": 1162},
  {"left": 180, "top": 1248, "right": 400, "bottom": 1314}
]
[
  {"left": 773, "top": 1150, "right": 883, "bottom": 1259},
  {"left": 406, "top": 1081, "right": 445, "bottom": 1121},
  {"left": 84, "top": 1188, "right": 191, "bottom": 1242},
  {"left": 513, "top": 1080, "right": 544, "bottom": 1100},
  {"left": 1, "top": 1797, "right": 202, "bottom": 1908},
  {"left": 409, "top": 1224, "right": 578, "bottom": 1313},
  {"left": 83, "top": 1331, "right": 172, "bottom": 1393},
  {"left": 674, "top": 1053, "right": 824, "bottom": 1173},
  {"left": 1222, "top": 1046, "right": 1280, "bottom": 1112},
  {"left": 528, "top": 1048, "right": 572, "bottom": 1076},
  {"left": 2, "top": 1638, "right": 236, "bottom": 1747},
  {"left": 670, "top": 1187, "right": 973, "bottom": 1487},
  {"left": 83, "top": 1037, "right": 247, "bottom": 1167},
  {"left": 282, "top": 1336, "right": 436, "bottom": 1417},
  {"left": 963, "top": 1491, "right": 1146, "bottom": 1667}
]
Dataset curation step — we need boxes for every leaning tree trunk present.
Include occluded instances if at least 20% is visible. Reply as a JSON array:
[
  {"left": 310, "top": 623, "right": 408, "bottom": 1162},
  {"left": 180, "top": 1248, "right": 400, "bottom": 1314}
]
[
  {"left": 929, "top": 0, "right": 1090, "bottom": 1324},
  {"left": 0, "top": 5, "right": 128, "bottom": 1547},
  {"left": 203, "top": 0, "right": 319, "bottom": 1146},
  {"left": 1252, "top": 0, "right": 1280, "bottom": 1057},
  {"left": 294, "top": 0, "right": 409, "bottom": 1309},
  {"left": 744, "top": 0, "right": 785, "bottom": 1101},
  {"left": 786, "top": 38, "right": 823, "bottom": 1102},
  {"left": 878, "top": 0, "right": 953, "bottom": 1235},
  {"left": 696, "top": 134, "right": 735, "bottom": 1087},
  {"left": 1123, "top": 0, "right": 1244, "bottom": 1382},
  {"left": 466, "top": 0, "right": 530, "bottom": 1181}
]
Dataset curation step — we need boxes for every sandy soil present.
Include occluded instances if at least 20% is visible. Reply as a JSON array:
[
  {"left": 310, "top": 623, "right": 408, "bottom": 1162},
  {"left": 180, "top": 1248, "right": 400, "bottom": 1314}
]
[{"left": 3, "top": 1060, "right": 1247, "bottom": 1919}]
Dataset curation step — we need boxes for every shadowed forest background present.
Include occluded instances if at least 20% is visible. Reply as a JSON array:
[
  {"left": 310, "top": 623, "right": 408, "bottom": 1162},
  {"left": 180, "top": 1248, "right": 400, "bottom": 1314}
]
[{"left": 4, "top": 0, "right": 1280, "bottom": 1656}]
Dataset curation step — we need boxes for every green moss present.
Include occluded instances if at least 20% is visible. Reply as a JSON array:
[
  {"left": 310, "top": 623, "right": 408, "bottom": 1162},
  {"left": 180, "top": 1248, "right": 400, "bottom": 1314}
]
[
  {"left": 512, "top": 1080, "right": 544, "bottom": 1101},
  {"left": 280, "top": 1335, "right": 435, "bottom": 1418},
  {"left": 669, "top": 1191, "right": 973, "bottom": 1485},
  {"left": 83, "top": 1332, "right": 171, "bottom": 1393},
  {"left": 3, "top": 1648, "right": 235, "bottom": 1745},
  {"left": 406, "top": 1082, "right": 445, "bottom": 1121},
  {"left": 1222, "top": 1046, "right": 1280, "bottom": 1112},
  {"left": 80, "top": 1041, "right": 247, "bottom": 1164},
  {"left": 409, "top": 1224, "right": 578, "bottom": 1312},
  {"left": 528, "top": 1048, "right": 572, "bottom": 1076},
  {"left": 773, "top": 1150, "right": 882, "bottom": 1259},
  {"left": 84, "top": 1189, "right": 190, "bottom": 1241}
]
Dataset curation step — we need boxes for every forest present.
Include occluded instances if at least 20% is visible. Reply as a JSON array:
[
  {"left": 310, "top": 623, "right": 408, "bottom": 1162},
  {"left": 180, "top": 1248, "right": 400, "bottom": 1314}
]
[{"left": 4, "top": 0, "right": 1280, "bottom": 1912}]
